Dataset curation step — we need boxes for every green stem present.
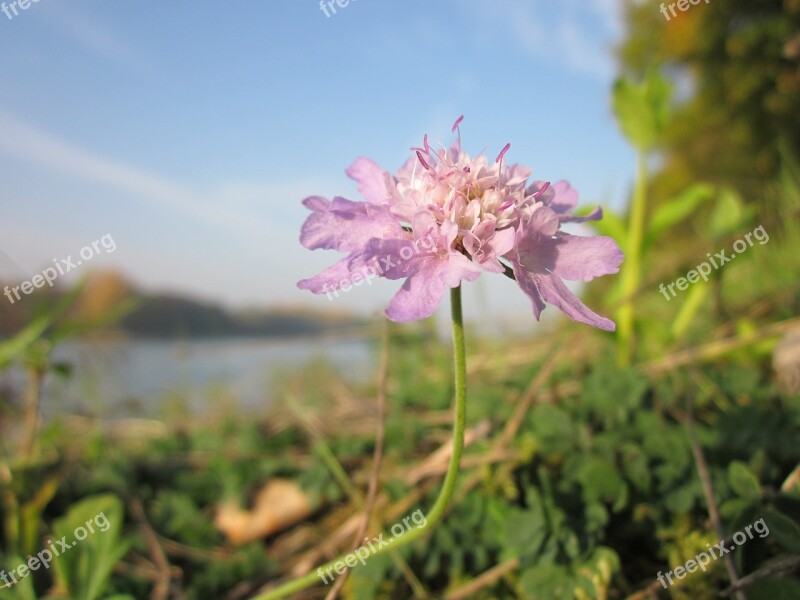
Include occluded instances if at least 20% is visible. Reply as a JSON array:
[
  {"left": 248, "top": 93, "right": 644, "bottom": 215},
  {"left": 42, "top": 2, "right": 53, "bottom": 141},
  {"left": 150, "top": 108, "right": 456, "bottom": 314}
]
[
  {"left": 617, "top": 151, "right": 648, "bottom": 367},
  {"left": 252, "top": 286, "right": 468, "bottom": 600}
]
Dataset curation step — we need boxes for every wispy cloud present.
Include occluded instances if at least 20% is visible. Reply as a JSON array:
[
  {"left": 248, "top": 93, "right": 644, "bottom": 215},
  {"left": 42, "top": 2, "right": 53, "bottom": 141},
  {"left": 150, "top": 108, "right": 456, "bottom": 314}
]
[
  {"left": 0, "top": 109, "right": 325, "bottom": 245},
  {"left": 36, "top": 4, "right": 148, "bottom": 71},
  {"left": 455, "top": 0, "right": 621, "bottom": 79}
]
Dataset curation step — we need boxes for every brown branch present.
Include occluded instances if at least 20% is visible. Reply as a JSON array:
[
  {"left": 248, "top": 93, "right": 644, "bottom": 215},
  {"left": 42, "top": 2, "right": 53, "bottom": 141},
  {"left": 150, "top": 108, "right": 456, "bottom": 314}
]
[
  {"left": 722, "top": 556, "right": 800, "bottom": 597},
  {"left": 499, "top": 338, "right": 574, "bottom": 446},
  {"left": 444, "top": 557, "right": 520, "bottom": 600},
  {"left": 159, "top": 536, "right": 232, "bottom": 562},
  {"left": 130, "top": 498, "right": 174, "bottom": 600},
  {"left": 685, "top": 396, "right": 746, "bottom": 600},
  {"left": 324, "top": 324, "right": 391, "bottom": 600},
  {"left": 404, "top": 420, "right": 491, "bottom": 486},
  {"left": 624, "top": 579, "right": 665, "bottom": 600},
  {"left": 642, "top": 317, "right": 800, "bottom": 375}
]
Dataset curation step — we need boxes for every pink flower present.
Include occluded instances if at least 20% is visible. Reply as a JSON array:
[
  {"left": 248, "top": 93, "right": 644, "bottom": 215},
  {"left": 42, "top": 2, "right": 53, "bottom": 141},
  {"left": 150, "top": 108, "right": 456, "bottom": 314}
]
[{"left": 298, "top": 117, "right": 623, "bottom": 329}]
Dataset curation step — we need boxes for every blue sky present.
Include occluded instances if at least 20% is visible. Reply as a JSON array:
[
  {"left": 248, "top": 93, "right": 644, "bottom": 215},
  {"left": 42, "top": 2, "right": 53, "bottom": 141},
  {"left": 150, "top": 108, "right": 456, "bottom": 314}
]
[{"left": 0, "top": 0, "right": 635, "bottom": 326}]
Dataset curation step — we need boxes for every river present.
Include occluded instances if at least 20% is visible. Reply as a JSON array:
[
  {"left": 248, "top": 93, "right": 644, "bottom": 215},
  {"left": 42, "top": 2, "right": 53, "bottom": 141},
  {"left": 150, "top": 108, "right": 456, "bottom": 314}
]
[{"left": 1, "top": 336, "right": 376, "bottom": 419}]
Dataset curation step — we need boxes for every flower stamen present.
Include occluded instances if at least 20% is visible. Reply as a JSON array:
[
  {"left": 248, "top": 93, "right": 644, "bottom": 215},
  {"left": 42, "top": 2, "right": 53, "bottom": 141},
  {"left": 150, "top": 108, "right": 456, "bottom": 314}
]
[
  {"left": 416, "top": 151, "right": 434, "bottom": 172},
  {"left": 495, "top": 143, "right": 511, "bottom": 164}
]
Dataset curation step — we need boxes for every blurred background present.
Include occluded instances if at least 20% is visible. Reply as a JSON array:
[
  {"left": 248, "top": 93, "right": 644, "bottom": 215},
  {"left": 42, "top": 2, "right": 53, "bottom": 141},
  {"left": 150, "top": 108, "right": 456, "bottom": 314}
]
[
  {"left": 1, "top": 0, "right": 636, "bottom": 416},
  {"left": 0, "top": 1, "right": 799, "bottom": 599}
]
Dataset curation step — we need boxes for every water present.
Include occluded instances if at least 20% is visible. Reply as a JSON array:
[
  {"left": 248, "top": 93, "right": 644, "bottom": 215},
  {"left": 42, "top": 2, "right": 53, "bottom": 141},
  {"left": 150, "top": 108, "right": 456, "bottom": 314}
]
[{"left": 1, "top": 336, "right": 375, "bottom": 419}]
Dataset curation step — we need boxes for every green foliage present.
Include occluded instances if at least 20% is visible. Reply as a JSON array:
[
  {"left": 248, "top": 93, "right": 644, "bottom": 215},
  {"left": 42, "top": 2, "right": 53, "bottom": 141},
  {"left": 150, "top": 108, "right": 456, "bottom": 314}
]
[
  {"left": 620, "top": 0, "right": 800, "bottom": 199},
  {"left": 50, "top": 495, "right": 131, "bottom": 600},
  {"left": 0, "top": 313, "right": 798, "bottom": 598},
  {"left": 612, "top": 70, "right": 672, "bottom": 151},
  {"left": 646, "top": 183, "right": 716, "bottom": 244}
]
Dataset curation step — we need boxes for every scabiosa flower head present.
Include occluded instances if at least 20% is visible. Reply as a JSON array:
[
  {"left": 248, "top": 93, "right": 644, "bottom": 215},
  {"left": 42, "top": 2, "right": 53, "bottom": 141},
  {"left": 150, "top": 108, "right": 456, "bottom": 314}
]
[{"left": 298, "top": 117, "right": 623, "bottom": 330}]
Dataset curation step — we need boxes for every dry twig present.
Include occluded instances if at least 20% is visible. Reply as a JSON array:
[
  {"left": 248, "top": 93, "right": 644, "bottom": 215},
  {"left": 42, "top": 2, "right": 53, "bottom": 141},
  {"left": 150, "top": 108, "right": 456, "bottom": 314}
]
[{"left": 130, "top": 498, "right": 174, "bottom": 600}]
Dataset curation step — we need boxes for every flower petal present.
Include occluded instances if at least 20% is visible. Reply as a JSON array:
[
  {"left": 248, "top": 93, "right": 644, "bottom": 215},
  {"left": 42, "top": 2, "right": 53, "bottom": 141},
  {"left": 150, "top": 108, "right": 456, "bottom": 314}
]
[
  {"left": 346, "top": 157, "right": 391, "bottom": 205},
  {"left": 359, "top": 237, "right": 424, "bottom": 280},
  {"left": 561, "top": 206, "right": 603, "bottom": 223},
  {"left": 492, "top": 227, "right": 516, "bottom": 257},
  {"left": 302, "top": 195, "right": 330, "bottom": 212},
  {"left": 522, "top": 203, "right": 560, "bottom": 237},
  {"left": 532, "top": 272, "right": 616, "bottom": 331},
  {"left": 299, "top": 197, "right": 404, "bottom": 252},
  {"left": 533, "top": 180, "right": 579, "bottom": 214},
  {"left": 519, "top": 233, "right": 623, "bottom": 282},
  {"left": 385, "top": 269, "right": 448, "bottom": 322},
  {"left": 512, "top": 260, "right": 545, "bottom": 320},
  {"left": 384, "top": 252, "right": 481, "bottom": 321},
  {"left": 297, "top": 253, "right": 369, "bottom": 294}
]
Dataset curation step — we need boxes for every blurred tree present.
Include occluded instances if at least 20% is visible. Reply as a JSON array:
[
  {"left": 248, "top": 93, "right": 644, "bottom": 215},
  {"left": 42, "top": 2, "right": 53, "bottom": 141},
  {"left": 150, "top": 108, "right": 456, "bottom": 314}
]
[
  {"left": 620, "top": 0, "right": 800, "bottom": 200},
  {"left": 73, "top": 270, "right": 134, "bottom": 322}
]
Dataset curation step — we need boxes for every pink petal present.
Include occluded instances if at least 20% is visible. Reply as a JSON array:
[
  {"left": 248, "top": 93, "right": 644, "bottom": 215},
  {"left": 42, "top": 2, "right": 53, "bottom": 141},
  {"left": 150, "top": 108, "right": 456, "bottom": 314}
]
[
  {"left": 512, "top": 261, "right": 546, "bottom": 320},
  {"left": 360, "top": 237, "right": 424, "bottom": 280},
  {"left": 547, "top": 180, "right": 579, "bottom": 214},
  {"left": 523, "top": 204, "right": 560, "bottom": 237},
  {"left": 345, "top": 157, "right": 391, "bottom": 205},
  {"left": 492, "top": 227, "right": 516, "bottom": 257},
  {"left": 302, "top": 195, "right": 330, "bottom": 212},
  {"left": 299, "top": 197, "right": 404, "bottom": 252},
  {"left": 561, "top": 206, "right": 603, "bottom": 223},
  {"left": 297, "top": 254, "right": 369, "bottom": 294},
  {"left": 385, "top": 269, "right": 448, "bottom": 322},
  {"left": 385, "top": 252, "right": 481, "bottom": 322},
  {"left": 532, "top": 272, "right": 615, "bottom": 331},
  {"left": 519, "top": 233, "right": 623, "bottom": 282}
]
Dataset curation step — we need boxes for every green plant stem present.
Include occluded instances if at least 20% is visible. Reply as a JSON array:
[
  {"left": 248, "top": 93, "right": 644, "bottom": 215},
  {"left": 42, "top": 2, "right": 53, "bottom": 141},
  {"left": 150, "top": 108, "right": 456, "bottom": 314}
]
[
  {"left": 252, "top": 286, "right": 469, "bottom": 600},
  {"left": 617, "top": 151, "right": 648, "bottom": 366},
  {"left": 22, "top": 367, "right": 42, "bottom": 458}
]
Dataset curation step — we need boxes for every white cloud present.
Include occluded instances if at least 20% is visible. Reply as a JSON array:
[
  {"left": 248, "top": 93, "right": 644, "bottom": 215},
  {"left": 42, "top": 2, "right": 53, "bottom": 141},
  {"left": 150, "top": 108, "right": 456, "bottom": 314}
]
[
  {"left": 454, "top": 0, "right": 622, "bottom": 80},
  {"left": 0, "top": 109, "right": 329, "bottom": 245},
  {"left": 36, "top": 4, "right": 148, "bottom": 71}
]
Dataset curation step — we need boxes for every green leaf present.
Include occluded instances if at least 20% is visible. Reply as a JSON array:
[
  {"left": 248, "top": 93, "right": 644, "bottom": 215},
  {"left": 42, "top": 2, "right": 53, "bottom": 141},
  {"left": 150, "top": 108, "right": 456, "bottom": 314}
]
[
  {"left": 576, "top": 547, "right": 621, "bottom": 600},
  {"left": 648, "top": 183, "right": 716, "bottom": 242},
  {"left": 0, "top": 282, "right": 84, "bottom": 370},
  {"left": 0, "top": 555, "right": 37, "bottom": 600},
  {"left": 577, "top": 458, "right": 627, "bottom": 508},
  {"left": 518, "top": 564, "right": 574, "bottom": 600},
  {"left": 0, "top": 313, "right": 52, "bottom": 371},
  {"left": 51, "top": 494, "right": 131, "bottom": 600},
  {"left": 671, "top": 283, "right": 709, "bottom": 340},
  {"left": 747, "top": 577, "right": 800, "bottom": 600},
  {"left": 50, "top": 362, "right": 74, "bottom": 379},
  {"left": 728, "top": 462, "right": 762, "bottom": 501},
  {"left": 719, "top": 498, "right": 753, "bottom": 522},
  {"left": 530, "top": 405, "right": 575, "bottom": 455},
  {"left": 762, "top": 509, "right": 800, "bottom": 553},
  {"left": 612, "top": 70, "right": 672, "bottom": 151},
  {"left": 708, "top": 188, "right": 754, "bottom": 237},
  {"left": 582, "top": 367, "right": 648, "bottom": 427},
  {"left": 502, "top": 494, "right": 547, "bottom": 561}
]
